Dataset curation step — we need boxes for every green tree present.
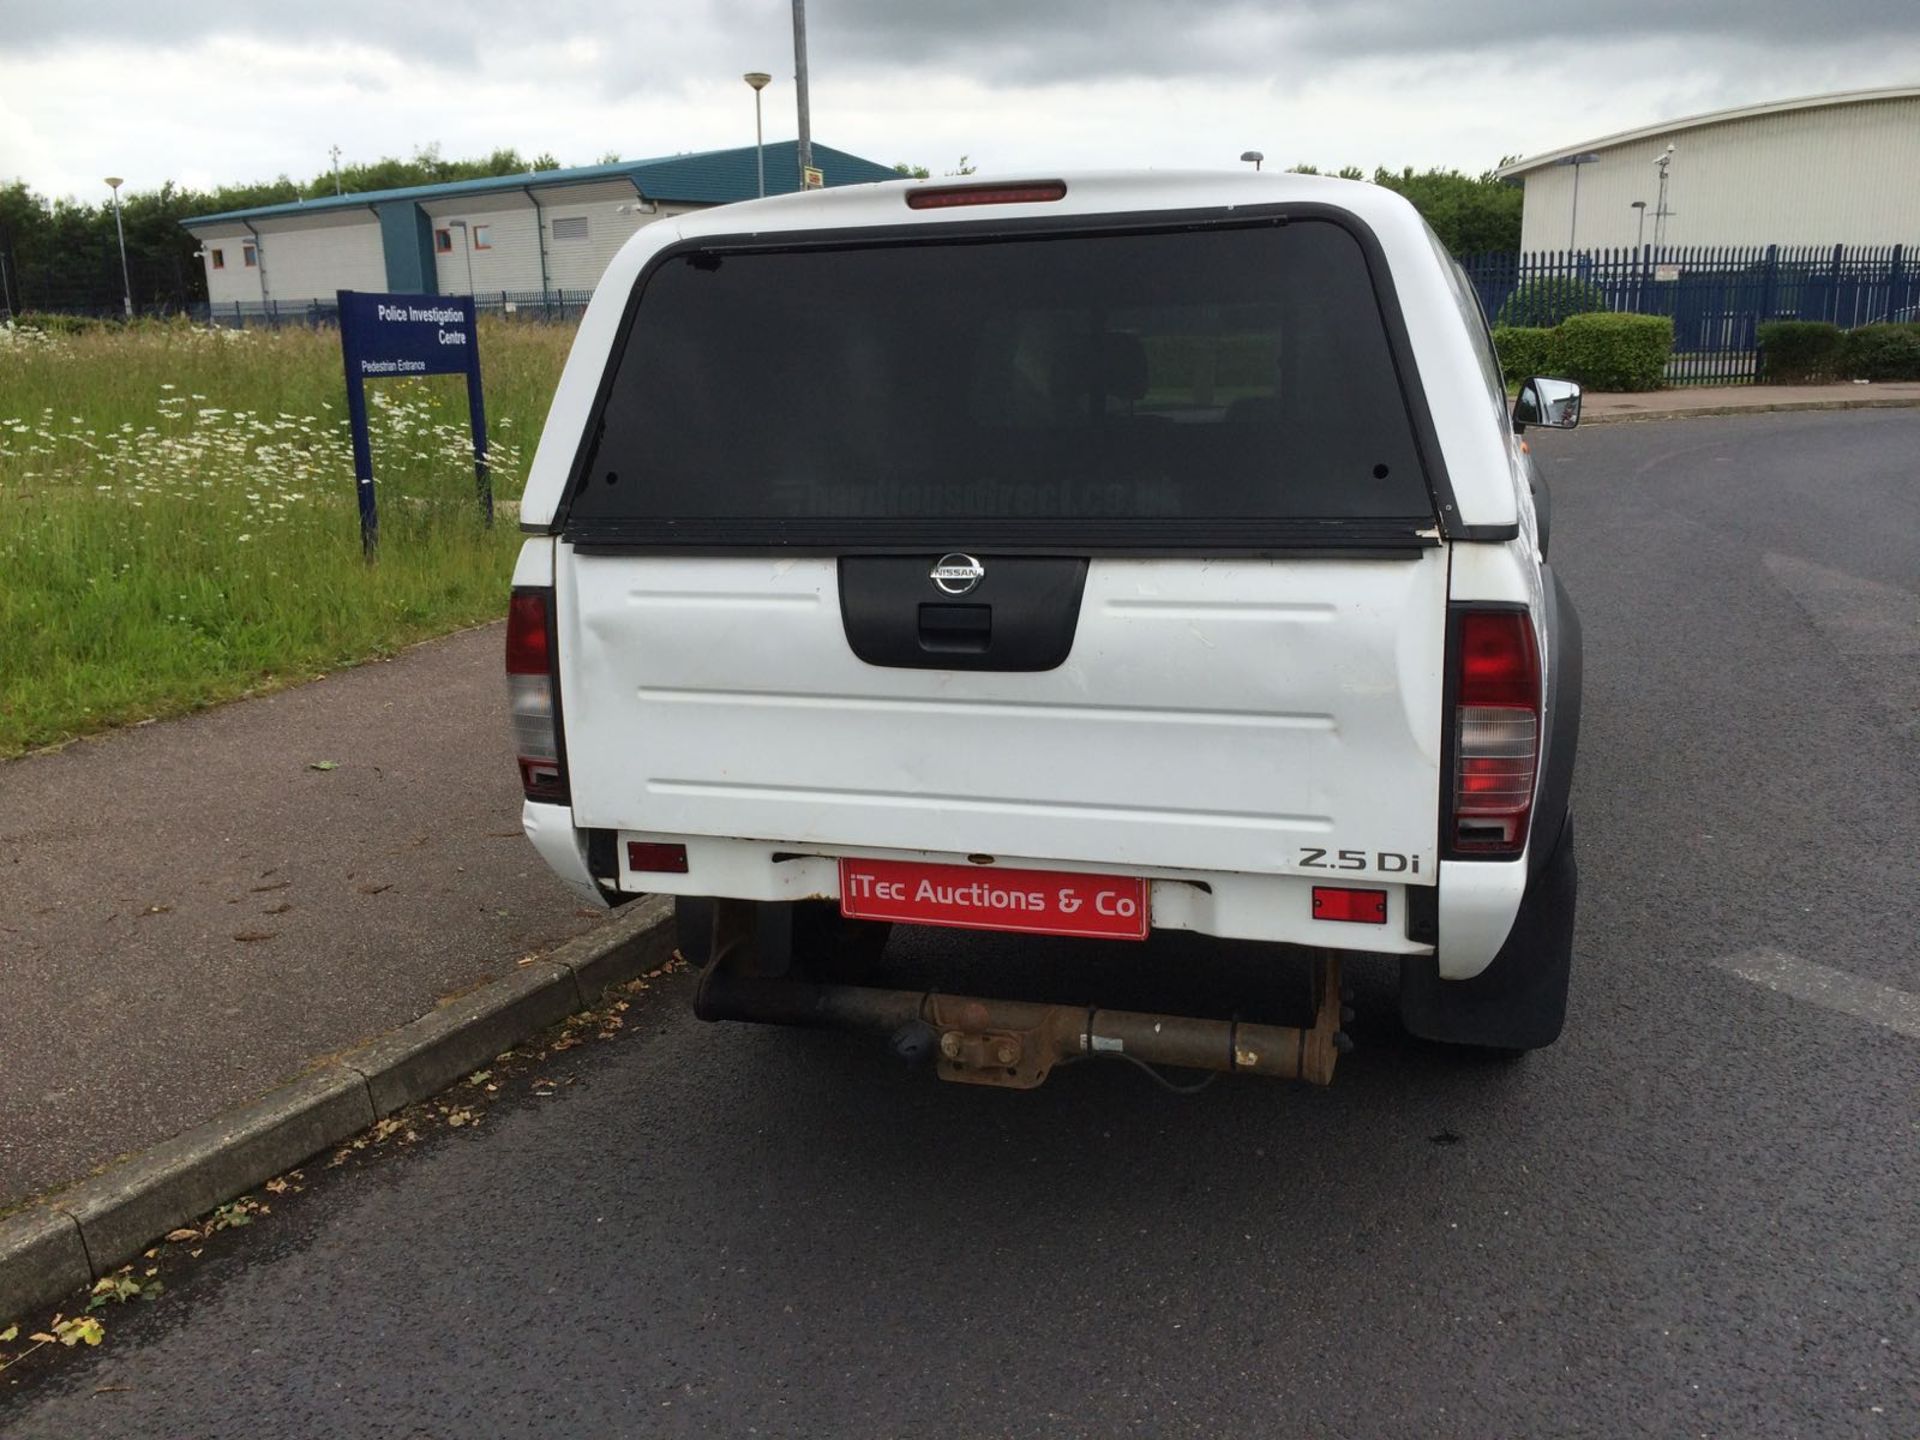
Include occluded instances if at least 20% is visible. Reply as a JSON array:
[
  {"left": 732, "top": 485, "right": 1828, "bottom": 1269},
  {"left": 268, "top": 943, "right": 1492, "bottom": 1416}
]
[
  {"left": 1370, "top": 166, "right": 1522, "bottom": 255},
  {"left": 1284, "top": 161, "right": 1522, "bottom": 254},
  {"left": 893, "top": 158, "right": 976, "bottom": 178}
]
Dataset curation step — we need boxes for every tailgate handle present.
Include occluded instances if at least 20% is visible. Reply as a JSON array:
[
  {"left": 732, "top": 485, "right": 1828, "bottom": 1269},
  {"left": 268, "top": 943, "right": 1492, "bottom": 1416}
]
[{"left": 917, "top": 602, "right": 992, "bottom": 654}]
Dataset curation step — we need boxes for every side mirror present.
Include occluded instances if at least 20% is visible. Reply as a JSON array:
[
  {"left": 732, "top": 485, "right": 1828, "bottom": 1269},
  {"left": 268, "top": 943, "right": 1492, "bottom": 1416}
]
[{"left": 1513, "top": 377, "right": 1582, "bottom": 432}]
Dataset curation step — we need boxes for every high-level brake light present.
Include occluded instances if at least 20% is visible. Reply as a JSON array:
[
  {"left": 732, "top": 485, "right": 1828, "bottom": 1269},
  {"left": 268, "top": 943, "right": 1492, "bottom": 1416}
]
[
  {"left": 1451, "top": 609, "right": 1540, "bottom": 854},
  {"left": 507, "top": 587, "right": 568, "bottom": 803},
  {"left": 906, "top": 181, "right": 1068, "bottom": 210}
]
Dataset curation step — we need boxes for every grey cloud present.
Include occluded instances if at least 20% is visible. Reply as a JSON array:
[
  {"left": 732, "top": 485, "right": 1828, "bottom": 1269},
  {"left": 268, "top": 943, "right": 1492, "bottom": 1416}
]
[
  {"left": 817, "top": 0, "right": 1920, "bottom": 81},
  {"left": 12, "top": 0, "right": 1919, "bottom": 85}
]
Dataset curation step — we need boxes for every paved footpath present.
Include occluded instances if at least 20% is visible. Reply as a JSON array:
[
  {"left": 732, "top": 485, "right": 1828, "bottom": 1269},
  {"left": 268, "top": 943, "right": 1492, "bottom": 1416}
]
[
  {"left": 0, "top": 625, "right": 600, "bottom": 1212},
  {"left": 1584, "top": 378, "right": 1920, "bottom": 422}
]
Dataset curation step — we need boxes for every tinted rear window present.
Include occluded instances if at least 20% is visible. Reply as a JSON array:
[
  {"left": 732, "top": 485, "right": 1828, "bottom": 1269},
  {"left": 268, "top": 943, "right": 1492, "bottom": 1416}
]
[{"left": 567, "top": 219, "right": 1435, "bottom": 541}]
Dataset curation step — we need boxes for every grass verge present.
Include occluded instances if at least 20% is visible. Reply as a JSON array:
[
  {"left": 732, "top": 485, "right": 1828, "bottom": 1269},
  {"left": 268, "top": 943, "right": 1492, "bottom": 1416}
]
[{"left": 0, "top": 317, "right": 572, "bottom": 756}]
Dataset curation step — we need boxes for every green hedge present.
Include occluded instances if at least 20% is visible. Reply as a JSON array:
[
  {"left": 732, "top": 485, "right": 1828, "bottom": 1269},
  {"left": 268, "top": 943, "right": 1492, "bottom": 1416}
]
[
  {"left": 1552, "top": 313, "right": 1673, "bottom": 392},
  {"left": 15, "top": 311, "right": 115, "bottom": 336},
  {"left": 1757, "top": 320, "right": 1845, "bottom": 383},
  {"left": 1838, "top": 323, "right": 1920, "bottom": 382},
  {"left": 1491, "top": 326, "right": 1558, "bottom": 386},
  {"left": 1496, "top": 277, "right": 1607, "bottom": 328}
]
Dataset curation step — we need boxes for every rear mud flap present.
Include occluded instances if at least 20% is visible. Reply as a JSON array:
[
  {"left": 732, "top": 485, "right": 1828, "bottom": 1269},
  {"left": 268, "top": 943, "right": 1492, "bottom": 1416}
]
[{"left": 1399, "top": 816, "right": 1577, "bottom": 1051}]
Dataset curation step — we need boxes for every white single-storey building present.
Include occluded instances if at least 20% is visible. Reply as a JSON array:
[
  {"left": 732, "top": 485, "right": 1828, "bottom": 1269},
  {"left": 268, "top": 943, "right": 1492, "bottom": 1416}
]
[
  {"left": 182, "top": 142, "right": 900, "bottom": 309},
  {"left": 1497, "top": 86, "right": 1920, "bottom": 252}
]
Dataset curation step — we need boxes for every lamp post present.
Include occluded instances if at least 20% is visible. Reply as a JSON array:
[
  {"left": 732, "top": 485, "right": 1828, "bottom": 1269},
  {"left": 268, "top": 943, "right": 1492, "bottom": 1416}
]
[
  {"left": 1239, "top": 150, "right": 1265, "bottom": 171},
  {"left": 1631, "top": 200, "right": 1647, "bottom": 250},
  {"left": 744, "top": 72, "right": 772, "bottom": 197},
  {"left": 1652, "top": 145, "right": 1674, "bottom": 248},
  {"left": 104, "top": 175, "right": 133, "bottom": 318},
  {"left": 790, "top": 0, "right": 813, "bottom": 186},
  {"left": 1554, "top": 152, "right": 1600, "bottom": 253}
]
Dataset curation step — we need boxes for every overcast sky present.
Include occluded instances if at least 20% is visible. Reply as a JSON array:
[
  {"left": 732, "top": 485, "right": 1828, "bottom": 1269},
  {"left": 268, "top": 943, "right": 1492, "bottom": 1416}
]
[{"left": 3, "top": 0, "right": 1916, "bottom": 200}]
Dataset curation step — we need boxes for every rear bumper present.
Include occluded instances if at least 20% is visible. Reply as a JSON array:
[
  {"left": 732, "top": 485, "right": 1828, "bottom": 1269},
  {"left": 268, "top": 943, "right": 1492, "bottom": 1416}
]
[
  {"left": 523, "top": 807, "right": 1555, "bottom": 978},
  {"left": 546, "top": 820, "right": 1452, "bottom": 958}
]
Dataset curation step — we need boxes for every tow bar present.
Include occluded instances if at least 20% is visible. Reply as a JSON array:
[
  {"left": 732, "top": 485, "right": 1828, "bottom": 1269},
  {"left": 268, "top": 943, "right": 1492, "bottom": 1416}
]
[{"left": 694, "top": 943, "right": 1352, "bottom": 1090}]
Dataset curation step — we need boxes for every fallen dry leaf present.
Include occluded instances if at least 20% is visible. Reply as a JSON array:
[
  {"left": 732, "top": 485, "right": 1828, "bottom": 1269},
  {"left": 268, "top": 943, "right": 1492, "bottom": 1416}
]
[
  {"left": 250, "top": 880, "right": 291, "bottom": 893},
  {"left": 356, "top": 883, "right": 392, "bottom": 896},
  {"left": 232, "top": 930, "right": 276, "bottom": 943},
  {"left": 165, "top": 1228, "right": 200, "bottom": 1243}
]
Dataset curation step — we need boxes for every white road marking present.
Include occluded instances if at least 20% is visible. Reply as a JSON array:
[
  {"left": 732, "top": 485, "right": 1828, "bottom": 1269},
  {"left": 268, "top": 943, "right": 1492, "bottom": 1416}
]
[{"left": 1714, "top": 948, "right": 1920, "bottom": 1042}]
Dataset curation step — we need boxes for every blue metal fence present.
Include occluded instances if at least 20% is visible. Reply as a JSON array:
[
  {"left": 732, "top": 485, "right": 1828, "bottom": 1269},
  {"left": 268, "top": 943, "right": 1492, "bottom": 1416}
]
[
  {"left": 20, "top": 250, "right": 1920, "bottom": 389},
  {"left": 1460, "top": 244, "right": 1918, "bottom": 385}
]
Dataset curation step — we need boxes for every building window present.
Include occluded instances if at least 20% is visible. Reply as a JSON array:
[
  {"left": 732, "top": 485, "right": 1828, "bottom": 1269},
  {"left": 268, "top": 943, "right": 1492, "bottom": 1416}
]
[
  {"left": 209, "top": 248, "right": 225, "bottom": 270},
  {"left": 551, "top": 215, "right": 589, "bottom": 242},
  {"left": 434, "top": 228, "right": 453, "bottom": 254},
  {"left": 243, "top": 244, "right": 257, "bottom": 268},
  {"left": 472, "top": 224, "right": 493, "bottom": 250}
]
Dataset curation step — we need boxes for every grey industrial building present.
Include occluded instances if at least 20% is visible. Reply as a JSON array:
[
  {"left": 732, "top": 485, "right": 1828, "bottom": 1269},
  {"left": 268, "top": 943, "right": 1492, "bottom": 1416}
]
[
  {"left": 181, "top": 142, "right": 898, "bottom": 309},
  {"left": 1498, "top": 86, "right": 1920, "bottom": 251}
]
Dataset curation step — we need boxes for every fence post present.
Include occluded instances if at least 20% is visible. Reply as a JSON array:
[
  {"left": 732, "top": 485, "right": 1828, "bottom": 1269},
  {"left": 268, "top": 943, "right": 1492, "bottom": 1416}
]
[
  {"left": 1759, "top": 244, "right": 1778, "bottom": 323},
  {"left": 1891, "top": 244, "right": 1907, "bottom": 324}
]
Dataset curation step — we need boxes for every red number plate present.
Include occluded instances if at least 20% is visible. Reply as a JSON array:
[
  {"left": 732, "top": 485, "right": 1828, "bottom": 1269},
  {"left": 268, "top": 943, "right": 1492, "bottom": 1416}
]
[{"left": 839, "top": 858, "right": 1149, "bottom": 941}]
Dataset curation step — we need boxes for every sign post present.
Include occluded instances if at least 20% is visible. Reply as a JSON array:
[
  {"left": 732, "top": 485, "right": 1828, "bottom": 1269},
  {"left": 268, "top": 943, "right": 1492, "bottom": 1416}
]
[{"left": 337, "top": 290, "right": 490, "bottom": 554}]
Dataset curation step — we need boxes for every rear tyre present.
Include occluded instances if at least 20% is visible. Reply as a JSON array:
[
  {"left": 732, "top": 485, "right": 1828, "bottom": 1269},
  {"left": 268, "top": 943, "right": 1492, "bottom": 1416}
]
[
  {"left": 674, "top": 896, "right": 716, "bottom": 965},
  {"left": 673, "top": 896, "right": 890, "bottom": 979},
  {"left": 1399, "top": 816, "right": 1577, "bottom": 1054},
  {"left": 792, "top": 901, "right": 893, "bottom": 983}
]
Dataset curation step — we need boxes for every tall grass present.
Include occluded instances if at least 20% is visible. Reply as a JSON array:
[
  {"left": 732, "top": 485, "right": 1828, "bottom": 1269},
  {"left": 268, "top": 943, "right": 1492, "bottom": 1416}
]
[{"left": 0, "top": 317, "right": 574, "bottom": 755}]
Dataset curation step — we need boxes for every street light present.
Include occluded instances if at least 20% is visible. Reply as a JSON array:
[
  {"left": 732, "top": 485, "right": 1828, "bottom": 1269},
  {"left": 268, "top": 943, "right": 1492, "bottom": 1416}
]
[
  {"left": 1554, "top": 152, "right": 1600, "bottom": 253},
  {"left": 791, "top": 0, "right": 813, "bottom": 186},
  {"left": 1630, "top": 199, "right": 1648, "bottom": 250},
  {"left": 104, "top": 175, "right": 133, "bottom": 318},
  {"left": 744, "top": 71, "right": 772, "bottom": 197},
  {"left": 1239, "top": 150, "right": 1264, "bottom": 171},
  {"left": 1652, "top": 145, "right": 1675, "bottom": 248}
]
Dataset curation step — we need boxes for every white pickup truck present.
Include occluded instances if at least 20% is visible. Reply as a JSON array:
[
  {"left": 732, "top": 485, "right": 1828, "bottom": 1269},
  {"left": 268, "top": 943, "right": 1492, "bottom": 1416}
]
[{"left": 509, "top": 171, "right": 1583, "bottom": 1088}]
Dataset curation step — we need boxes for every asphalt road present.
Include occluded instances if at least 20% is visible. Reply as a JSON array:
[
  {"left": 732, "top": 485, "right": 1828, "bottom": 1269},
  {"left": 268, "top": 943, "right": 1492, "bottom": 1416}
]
[{"left": 6, "top": 410, "right": 1919, "bottom": 1437}]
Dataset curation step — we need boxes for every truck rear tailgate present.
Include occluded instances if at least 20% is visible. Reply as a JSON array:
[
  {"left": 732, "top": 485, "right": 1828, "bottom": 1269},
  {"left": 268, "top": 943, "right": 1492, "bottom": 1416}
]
[{"left": 557, "top": 548, "right": 1444, "bottom": 880}]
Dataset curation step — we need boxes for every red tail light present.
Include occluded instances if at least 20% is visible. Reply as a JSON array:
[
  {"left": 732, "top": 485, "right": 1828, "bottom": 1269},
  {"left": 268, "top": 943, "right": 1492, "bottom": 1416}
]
[
  {"left": 1451, "top": 609, "right": 1540, "bottom": 855},
  {"left": 506, "top": 587, "right": 568, "bottom": 803}
]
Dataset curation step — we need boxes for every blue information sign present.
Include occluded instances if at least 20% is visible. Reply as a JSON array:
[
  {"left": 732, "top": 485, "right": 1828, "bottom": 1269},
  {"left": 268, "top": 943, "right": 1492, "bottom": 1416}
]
[{"left": 337, "top": 290, "right": 490, "bottom": 552}]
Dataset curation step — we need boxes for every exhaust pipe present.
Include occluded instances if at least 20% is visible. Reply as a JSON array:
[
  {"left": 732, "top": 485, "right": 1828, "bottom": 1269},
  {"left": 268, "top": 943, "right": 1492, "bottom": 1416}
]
[{"left": 694, "top": 955, "right": 1349, "bottom": 1089}]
